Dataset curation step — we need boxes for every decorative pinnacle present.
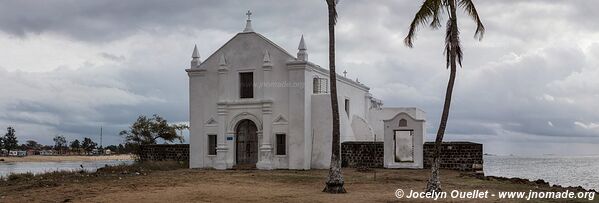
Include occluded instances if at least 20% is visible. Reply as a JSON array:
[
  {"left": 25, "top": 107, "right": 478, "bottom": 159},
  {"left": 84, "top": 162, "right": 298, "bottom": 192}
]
[
  {"left": 218, "top": 54, "right": 227, "bottom": 66},
  {"left": 298, "top": 35, "right": 307, "bottom": 50},
  {"left": 192, "top": 45, "right": 200, "bottom": 59},
  {"left": 263, "top": 50, "right": 271, "bottom": 63},
  {"left": 190, "top": 44, "right": 201, "bottom": 68},
  {"left": 263, "top": 50, "right": 273, "bottom": 69},
  {"left": 297, "top": 35, "right": 308, "bottom": 61},
  {"left": 243, "top": 10, "right": 254, "bottom": 32}
]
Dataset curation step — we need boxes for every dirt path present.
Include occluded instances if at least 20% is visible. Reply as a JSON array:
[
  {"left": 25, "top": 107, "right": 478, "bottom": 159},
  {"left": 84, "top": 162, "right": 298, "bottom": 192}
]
[{"left": 0, "top": 168, "right": 592, "bottom": 202}]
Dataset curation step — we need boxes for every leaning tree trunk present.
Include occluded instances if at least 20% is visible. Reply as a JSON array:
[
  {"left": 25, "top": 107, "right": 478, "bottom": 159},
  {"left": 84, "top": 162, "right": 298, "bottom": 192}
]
[
  {"left": 323, "top": 2, "right": 346, "bottom": 194},
  {"left": 425, "top": 65, "right": 456, "bottom": 192},
  {"left": 426, "top": 0, "right": 459, "bottom": 193}
]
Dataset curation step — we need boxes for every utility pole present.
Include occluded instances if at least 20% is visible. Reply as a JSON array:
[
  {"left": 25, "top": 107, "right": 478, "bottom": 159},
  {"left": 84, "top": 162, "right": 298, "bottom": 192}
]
[
  {"left": 374, "top": 133, "right": 377, "bottom": 181},
  {"left": 100, "top": 126, "right": 103, "bottom": 154}
]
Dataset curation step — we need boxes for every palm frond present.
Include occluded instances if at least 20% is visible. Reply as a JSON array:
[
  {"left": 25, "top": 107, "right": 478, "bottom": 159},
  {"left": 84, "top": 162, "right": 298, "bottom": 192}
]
[
  {"left": 429, "top": 1, "right": 444, "bottom": 29},
  {"left": 444, "top": 18, "right": 462, "bottom": 68},
  {"left": 404, "top": 0, "right": 443, "bottom": 47},
  {"left": 458, "top": 0, "right": 485, "bottom": 40}
]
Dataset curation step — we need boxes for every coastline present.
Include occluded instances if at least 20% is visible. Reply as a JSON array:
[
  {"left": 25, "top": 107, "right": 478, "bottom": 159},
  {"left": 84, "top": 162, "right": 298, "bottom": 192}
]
[
  {"left": 467, "top": 173, "right": 598, "bottom": 194},
  {"left": 1, "top": 164, "right": 596, "bottom": 202},
  {"left": 484, "top": 155, "right": 599, "bottom": 191},
  {"left": 0, "top": 154, "right": 135, "bottom": 162}
]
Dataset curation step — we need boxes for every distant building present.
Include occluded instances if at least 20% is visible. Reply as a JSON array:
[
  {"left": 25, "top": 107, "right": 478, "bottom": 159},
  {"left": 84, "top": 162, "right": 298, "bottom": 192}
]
[
  {"left": 9, "top": 151, "right": 27, "bottom": 157},
  {"left": 39, "top": 150, "right": 56, "bottom": 156}
]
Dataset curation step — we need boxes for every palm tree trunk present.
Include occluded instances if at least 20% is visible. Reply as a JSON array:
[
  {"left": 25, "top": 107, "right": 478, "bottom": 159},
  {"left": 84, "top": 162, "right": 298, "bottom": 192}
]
[
  {"left": 425, "top": 65, "right": 456, "bottom": 192},
  {"left": 426, "top": 0, "right": 459, "bottom": 193},
  {"left": 323, "top": 3, "right": 346, "bottom": 194}
]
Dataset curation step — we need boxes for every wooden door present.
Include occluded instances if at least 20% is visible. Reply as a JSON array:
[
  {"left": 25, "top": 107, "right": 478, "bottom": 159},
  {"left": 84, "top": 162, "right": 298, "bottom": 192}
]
[{"left": 236, "top": 120, "right": 258, "bottom": 166}]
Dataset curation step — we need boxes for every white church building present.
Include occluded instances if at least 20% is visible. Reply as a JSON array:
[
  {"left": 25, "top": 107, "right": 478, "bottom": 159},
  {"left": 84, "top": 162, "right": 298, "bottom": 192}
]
[{"left": 186, "top": 13, "right": 425, "bottom": 170}]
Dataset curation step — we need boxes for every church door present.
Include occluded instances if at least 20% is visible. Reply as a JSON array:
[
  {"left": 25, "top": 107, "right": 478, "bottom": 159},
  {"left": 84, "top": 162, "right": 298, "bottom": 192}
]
[{"left": 235, "top": 119, "right": 258, "bottom": 167}]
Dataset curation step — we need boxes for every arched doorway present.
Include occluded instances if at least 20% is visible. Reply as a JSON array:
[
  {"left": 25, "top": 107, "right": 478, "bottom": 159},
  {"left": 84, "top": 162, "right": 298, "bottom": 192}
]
[{"left": 235, "top": 119, "right": 258, "bottom": 167}]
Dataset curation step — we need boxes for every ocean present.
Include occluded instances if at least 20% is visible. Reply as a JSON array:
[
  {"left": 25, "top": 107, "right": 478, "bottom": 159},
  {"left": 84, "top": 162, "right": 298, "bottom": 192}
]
[
  {"left": 484, "top": 155, "right": 599, "bottom": 191},
  {"left": 0, "top": 159, "right": 134, "bottom": 178}
]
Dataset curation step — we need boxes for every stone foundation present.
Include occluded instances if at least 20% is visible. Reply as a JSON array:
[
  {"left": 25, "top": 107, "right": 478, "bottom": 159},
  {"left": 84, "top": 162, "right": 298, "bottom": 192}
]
[
  {"left": 341, "top": 141, "right": 483, "bottom": 171},
  {"left": 423, "top": 142, "right": 483, "bottom": 171},
  {"left": 341, "top": 141, "right": 384, "bottom": 168},
  {"left": 138, "top": 142, "right": 483, "bottom": 171}
]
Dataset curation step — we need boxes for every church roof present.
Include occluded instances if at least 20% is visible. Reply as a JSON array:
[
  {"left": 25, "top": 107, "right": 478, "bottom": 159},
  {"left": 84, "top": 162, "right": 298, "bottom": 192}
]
[
  {"left": 194, "top": 16, "right": 370, "bottom": 91},
  {"left": 199, "top": 31, "right": 295, "bottom": 66}
]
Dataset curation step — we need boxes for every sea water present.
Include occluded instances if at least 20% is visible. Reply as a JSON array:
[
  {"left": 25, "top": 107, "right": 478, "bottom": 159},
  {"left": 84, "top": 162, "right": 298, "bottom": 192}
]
[
  {"left": 0, "top": 159, "right": 134, "bottom": 178},
  {"left": 484, "top": 155, "right": 599, "bottom": 191}
]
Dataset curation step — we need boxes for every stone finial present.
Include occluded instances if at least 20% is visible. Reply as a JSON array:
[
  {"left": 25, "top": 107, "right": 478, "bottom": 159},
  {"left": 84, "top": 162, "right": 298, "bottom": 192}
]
[
  {"left": 298, "top": 35, "right": 307, "bottom": 50},
  {"left": 263, "top": 50, "right": 271, "bottom": 63},
  {"left": 218, "top": 54, "right": 229, "bottom": 72},
  {"left": 263, "top": 50, "right": 273, "bottom": 69},
  {"left": 191, "top": 44, "right": 201, "bottom": 68},
  {"left": 219, "top": 54, "right": 227, "bottom": 66},
  {"left": 243, "top": 10, "right": 254, "bottom": 33},
  {"left": 297, "top": 35, "right": 308, "bottom": 61}
]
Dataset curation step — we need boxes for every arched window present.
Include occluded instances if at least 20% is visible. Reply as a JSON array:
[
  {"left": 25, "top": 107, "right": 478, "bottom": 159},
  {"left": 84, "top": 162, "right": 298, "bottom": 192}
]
[{"left": 399, "top": 119, "right": 408, "bottom": 127}]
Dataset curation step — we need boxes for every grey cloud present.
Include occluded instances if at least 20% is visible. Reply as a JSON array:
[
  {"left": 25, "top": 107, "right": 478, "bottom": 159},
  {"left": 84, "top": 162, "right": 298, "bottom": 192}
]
[
  {"left": 99, "top": 52, "right": 126, "bottom": 62},
  {"left": 1, "top": 0, "right": 599, "bottom": 154}
]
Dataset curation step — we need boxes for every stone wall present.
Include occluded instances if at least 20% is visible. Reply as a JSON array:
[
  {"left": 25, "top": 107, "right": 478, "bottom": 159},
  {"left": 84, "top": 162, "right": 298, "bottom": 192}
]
[
  {"left": 423, "top": 142, "right": 483, "bottom": 171},
  {"left": 139, "top": 144, "right": 189, "bottom": 162},
  {"left": 139, "top": 142, "right": 483, "bottom": 171},
  {"left": 341, "top": 141, "right": 483, "bottom": 171},
  {"left": 341, "top": 142, "right": 384, "bottom": 168}
]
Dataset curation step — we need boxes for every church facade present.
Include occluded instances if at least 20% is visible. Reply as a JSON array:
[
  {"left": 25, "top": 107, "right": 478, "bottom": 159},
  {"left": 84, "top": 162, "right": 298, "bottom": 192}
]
[{"left": 186, "top": 15, "right": 425, "bottom": 170}]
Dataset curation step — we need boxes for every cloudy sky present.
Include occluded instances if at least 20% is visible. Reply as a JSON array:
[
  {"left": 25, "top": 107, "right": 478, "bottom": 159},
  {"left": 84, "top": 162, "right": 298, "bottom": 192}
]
[{"left": 1, "top": 0, "right": 598, "bottom": 155}]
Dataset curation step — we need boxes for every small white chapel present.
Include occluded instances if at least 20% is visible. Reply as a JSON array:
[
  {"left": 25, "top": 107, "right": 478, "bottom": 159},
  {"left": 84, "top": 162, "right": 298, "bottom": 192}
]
[{"left": 186, "top": 12, "right": 426, "bottom": 170}]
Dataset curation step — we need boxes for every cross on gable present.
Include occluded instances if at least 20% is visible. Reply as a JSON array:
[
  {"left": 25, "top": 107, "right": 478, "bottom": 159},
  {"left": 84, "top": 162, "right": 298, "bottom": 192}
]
[{"left": 246, "top": 10, "right": 252, "bottom": 20}]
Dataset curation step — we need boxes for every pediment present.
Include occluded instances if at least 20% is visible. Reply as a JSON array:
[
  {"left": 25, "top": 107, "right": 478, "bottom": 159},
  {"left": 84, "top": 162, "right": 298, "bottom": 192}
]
[
  {"left": 198, "top": 32, "right": 294, "bottom": 70},
  {"left": 205, "top": 117, "right": 218, "bottom": 126},
  {"left": 272, "top": 115, "right": 288, "bottom": 124}
]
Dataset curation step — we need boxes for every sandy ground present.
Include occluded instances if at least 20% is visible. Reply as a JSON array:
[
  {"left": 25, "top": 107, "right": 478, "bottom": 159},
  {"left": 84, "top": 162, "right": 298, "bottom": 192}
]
[
  {"left": 0, "top": 154, "right": 134, "bottom": 162},
  {"left": 0, "top": 167, "right": 592, "bottom": 203}
]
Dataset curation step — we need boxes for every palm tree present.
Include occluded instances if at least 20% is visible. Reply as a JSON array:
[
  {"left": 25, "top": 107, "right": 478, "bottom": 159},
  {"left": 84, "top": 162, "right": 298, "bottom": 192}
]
[
  {"left": 404, "top": 0, "right": 484, "bottom": 192},
  {"left": 323, "top": 0, "right": 346, "bottom": 194}
]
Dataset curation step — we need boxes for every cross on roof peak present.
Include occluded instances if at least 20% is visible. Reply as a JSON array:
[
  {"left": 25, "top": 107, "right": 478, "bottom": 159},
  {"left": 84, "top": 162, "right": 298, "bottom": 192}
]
[
  {"left": 243, "top": 10, "right": 254, "bottom": 32},
  {"left": 246, "top": 10, "right": 252, "bottom": 20}
]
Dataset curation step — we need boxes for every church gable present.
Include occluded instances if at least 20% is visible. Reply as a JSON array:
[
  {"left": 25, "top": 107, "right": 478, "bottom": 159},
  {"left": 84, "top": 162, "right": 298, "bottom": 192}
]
[{"left": 197, "top": 32, "right": 295, "bottom": 71}]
